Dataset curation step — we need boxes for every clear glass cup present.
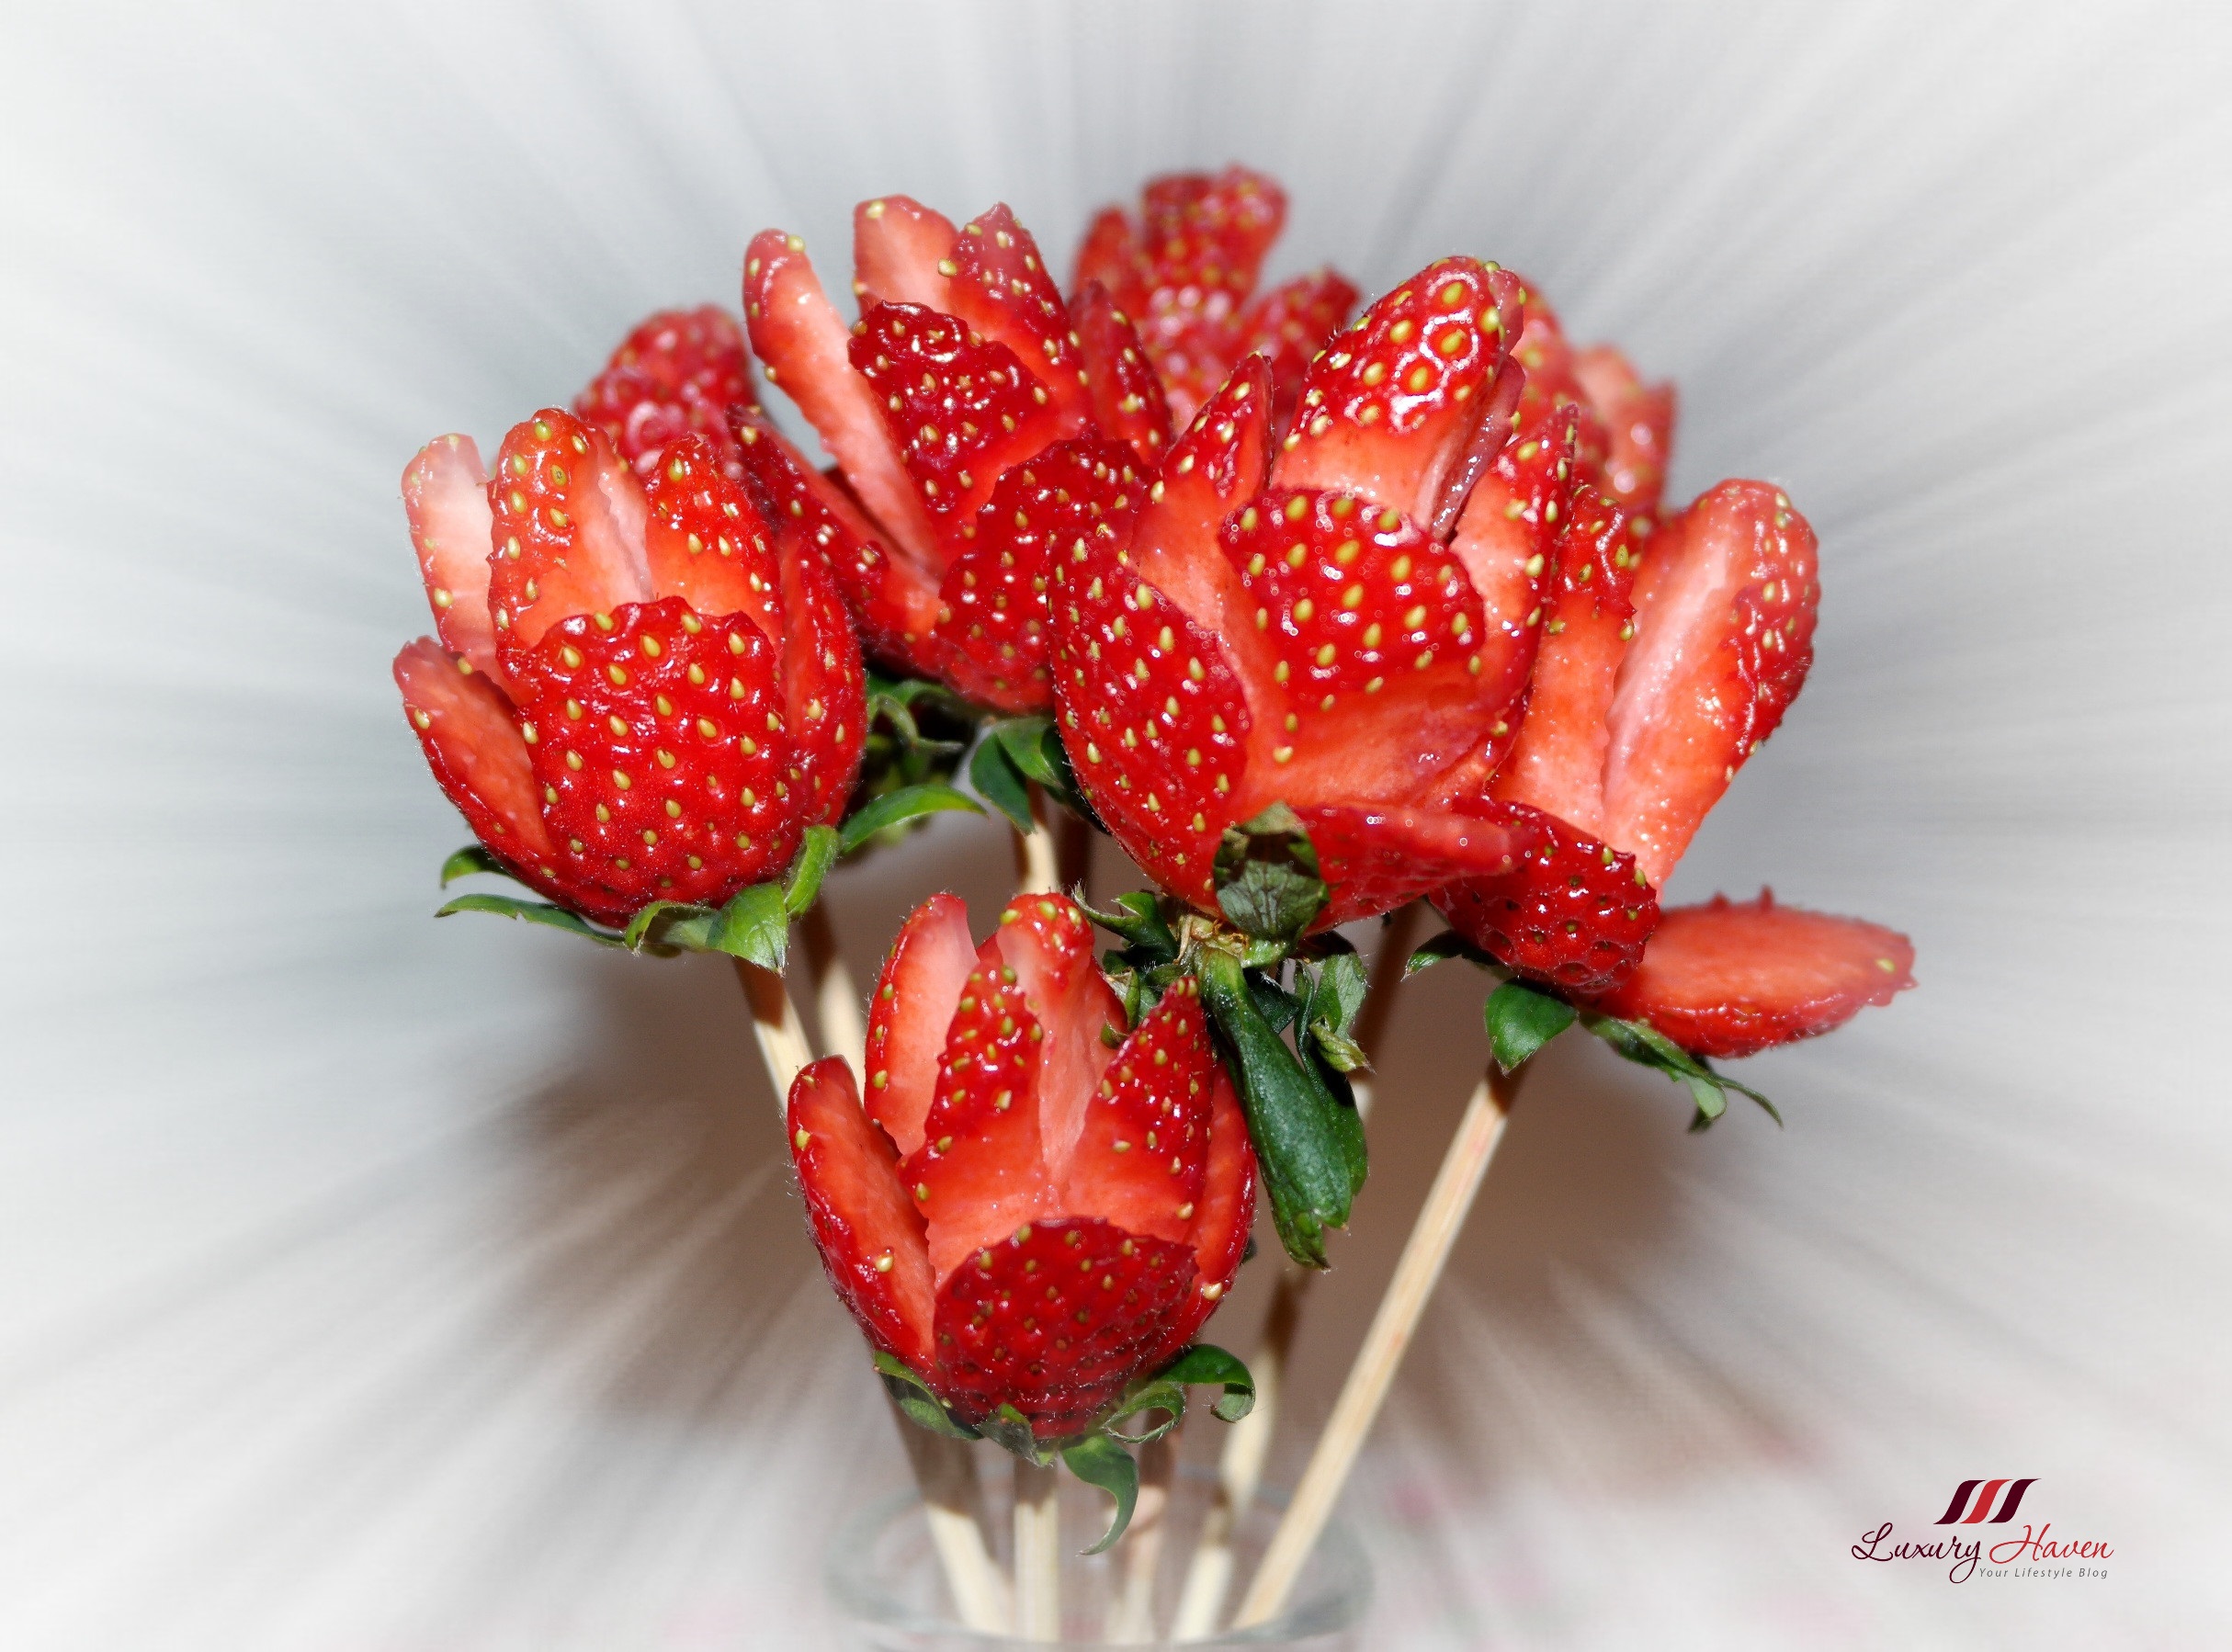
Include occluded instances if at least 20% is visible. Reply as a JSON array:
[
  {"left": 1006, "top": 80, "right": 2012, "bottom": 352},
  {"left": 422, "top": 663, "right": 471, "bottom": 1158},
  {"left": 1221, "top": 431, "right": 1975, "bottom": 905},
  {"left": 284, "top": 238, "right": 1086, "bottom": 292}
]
[{"left": 826, "top": 1471, "right": 1371, "bottom": 1650}]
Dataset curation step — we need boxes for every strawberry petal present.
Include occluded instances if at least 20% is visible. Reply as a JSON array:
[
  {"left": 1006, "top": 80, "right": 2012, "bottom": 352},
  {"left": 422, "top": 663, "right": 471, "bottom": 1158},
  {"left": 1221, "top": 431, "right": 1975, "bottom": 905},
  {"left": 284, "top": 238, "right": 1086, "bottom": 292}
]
[
  {"left": 935, "top": 436, "right": 1146, "bottom": 713},
  {"left": 733, "top": 418, "right": 946, "bottom": 679},
  {"left": 1491, "top": 491, "right": 1643, "bottom": 835},
  {"left": 484, "top": 410, "right": 651, "bottom": 665},
  {"left": 640, "top": 434, "right": 780, "bottom": 639},
  {"left": 1593, "top": 892, "right": 1915, "bottom": 1058},
  {"left": 513, "top": 598, "right": 796, "bottom": 917},
  {"left": 1221, "top": 487, "right": 1499, "bottom": 812},
  {"left": 864, "top": 893, "right": 979, "bottom": 1160},
  {"left": 853, "top": 194, "right": 957, "bottom": 311},
  {"left": 1071, "top": 206, "right": 1144, "bottom": 314},
  {"left": 402, "top": 435, "right": 504, "bottom": 686},
  {"left": 394, "top": 638, "right": 556, "bottom": 874},
  {"left": 1295, "top": 802, "right": 1541, "bottom": 930},
  {"left": 991, "top": 893, "right": 1124, "bottom": 1178},
  {"left": 1431, "top": 799, "right": 1659, "bottom": 995},
  {"left": 1235, "top": 268, "right": 1359, "bottom": 432},
  {"left": 1275, "top": 258, "right": 1523, "bottom": 528},
  {"left": 789, "top": 1057, "right": 936, "bottom": 1370},
  {"left": 906, "top": 937, "right": 1059, "bottom": 1283},
  {"left": 1158, "top": 1064, "right": 1254, "bottom": 1363},
  {"left": 1073, "top": 280, "right": 1173, "bottom": 468},
  {"left": 1058, "top": 979, "right": 1215, "bottom": 1248},
  {"left": 849, "top": 300, "right": 1072, "bottom": 538},
  {"left": 1574, "top": 345, "right": 1675, "bottom": 516},
  {"left": 775, "top": 502, "right": 868, "bottom": 828},
  {"left": 1602, "top": 481, "right": 1819, "bottom": 885},
  {"left": 946, "top": 204, "right": 1093, "bottom": 427},
  {"left": 744, "top": 229, "right": 941, "bottom": 570},
  {"left": 1127, "top": 356, "right": 1272, "bottom": 638},
  {"left": 1048, "top": 538, "right": 1252, "bottom": 910}
]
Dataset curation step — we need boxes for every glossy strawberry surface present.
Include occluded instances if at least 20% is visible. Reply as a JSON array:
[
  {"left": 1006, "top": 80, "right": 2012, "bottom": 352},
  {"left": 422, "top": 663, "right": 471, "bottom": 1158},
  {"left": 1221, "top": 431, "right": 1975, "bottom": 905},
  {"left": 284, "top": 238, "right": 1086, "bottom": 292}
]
[{"left": 788, "top": 895, "right": 1254, "bottom": 1439}]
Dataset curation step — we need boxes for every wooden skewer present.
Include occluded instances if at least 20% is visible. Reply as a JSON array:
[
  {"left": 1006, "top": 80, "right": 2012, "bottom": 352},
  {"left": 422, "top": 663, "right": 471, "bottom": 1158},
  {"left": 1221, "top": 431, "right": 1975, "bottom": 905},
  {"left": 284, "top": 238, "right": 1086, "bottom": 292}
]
[
  {"left": 1013, "top": 1457, "right": 1063, "bottom": 1641},
  {"left": 1170, "top": 901, "right": 1421, "bottom": 1639},
  {"left": 1231, "top": 1058, "right": 1526, "bottom": 1628}
]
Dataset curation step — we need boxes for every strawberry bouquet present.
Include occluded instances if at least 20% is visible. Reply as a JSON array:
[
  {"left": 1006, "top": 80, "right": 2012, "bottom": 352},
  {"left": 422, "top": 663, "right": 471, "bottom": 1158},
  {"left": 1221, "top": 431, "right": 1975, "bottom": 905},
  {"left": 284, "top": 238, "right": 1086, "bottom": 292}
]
[{"left": 392, "top": 166, "right": 1912, "bottom": 1643}]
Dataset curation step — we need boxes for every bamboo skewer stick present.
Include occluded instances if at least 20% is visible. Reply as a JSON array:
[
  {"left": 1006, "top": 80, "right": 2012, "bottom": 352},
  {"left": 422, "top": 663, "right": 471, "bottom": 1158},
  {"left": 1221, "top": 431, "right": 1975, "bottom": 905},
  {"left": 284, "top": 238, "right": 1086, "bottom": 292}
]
[
  {"left": 799, "top": 901, "right": 867, "bottom": 1069},
  {"left": 1232, "top": 1058, "right": 1526, "bottom": 1628},
  {"left": 1170, "top": 901, "right": 1421, "bottom": 1639},
  {"left": 1013, "top": 1457, "right": 1063, "bottom": 1641},
  {"left": 1105, "top": 1430, "right": 1178, "bottom": 1643}
]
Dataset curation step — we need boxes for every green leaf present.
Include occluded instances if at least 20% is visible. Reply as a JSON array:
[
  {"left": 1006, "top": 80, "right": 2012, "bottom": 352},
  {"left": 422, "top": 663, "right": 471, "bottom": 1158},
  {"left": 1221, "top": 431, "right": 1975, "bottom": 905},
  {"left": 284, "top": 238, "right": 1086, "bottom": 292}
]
[
  {"left": 1198, "top": 949, "right": 1365, "bottom": 1268},
  {"left": 1061, "top": 1434, "right": 1139, "bottom": 1555},
  {"left": 1483, "top": 979, "right": 1578, "bottom": 1072},
  {"left": 708, "top": 881, "right": 792, "bottom": 969},
  {"left": 1079, "top": 890, "right": 1182, "bottom": 966},
  {"left": 439, "top": 844, "right": 509, "bottom": 887},
  {"left": 974, "top": 1405, "right": 1048, "bottom": 1465},
  {"left": 1301, "top": 952, "right": 1372, "bottom": 1072},
  {"left": 621, "top": 899, "right": 718, "bottom": 953},
  {"left": 1578, "top": 1009, "right": 1782, "bottom": 1129},
  {"left": 1156, "top": 1343, "right": 1255, "bottom": 1423},
  {"left": 1246, "top": 968, "right": 1302, "bottom": 1034},
  {"left": 784, "top": 824, "right": 840, "bottom": 915},
  {"left": 1405, "top": 929, "right": 1501, "bottom": 977},
  {"left": 1212, "top": 804, "right": 1327, "bottom": 945},
  {"left": 969, "top": 731, "right": 1037, "bottom": 834},
  {"left": 838, "top": 782, "right": 983, "bottom": 854},
  {"left": 435, "top": 893, "right": 624, "bottom": 947},
  {"left": 872, "top": 1352, "right": 983, "bottom": 1442}
]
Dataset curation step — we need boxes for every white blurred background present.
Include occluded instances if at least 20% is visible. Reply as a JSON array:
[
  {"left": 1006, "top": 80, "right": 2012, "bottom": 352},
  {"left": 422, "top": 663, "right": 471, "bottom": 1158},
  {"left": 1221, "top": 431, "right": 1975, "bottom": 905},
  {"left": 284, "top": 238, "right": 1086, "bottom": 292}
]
[{"left": 3, "top": 2, "right": 2229, "bottom": 1646}]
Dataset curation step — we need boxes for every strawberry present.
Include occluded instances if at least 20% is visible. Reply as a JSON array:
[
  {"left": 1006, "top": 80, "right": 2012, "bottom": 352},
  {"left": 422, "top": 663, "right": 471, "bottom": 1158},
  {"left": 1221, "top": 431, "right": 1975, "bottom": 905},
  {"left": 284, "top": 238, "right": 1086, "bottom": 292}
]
[
  {"left": 483, "top": 409, "right": 651, "bottom": 667},
  {"left": 934, "top": 1216, "right": 1199, "bottom": 1439},
  {"left": 790, "top": 893, "right": 1256, "bottom": 1438},
  {"left": 1502, "top": 278, "right": 1609, "bottom": 488},
  {"left": 1601, "top": 481, "right": 1818, "bottom": 886},
  {"left": 937, "top": 436, "right": 1146, "bottom": 712},
  {"left": 397, "top": 407, "right": 865, "bottom": 927},
  {"left": 403, "top": 434, "right": 504, "bottom": 685},
  {"left": 790, "top": 1058, "right": 936, "bottom": 1371},
  {"left": 1071, "top": 168, "right": 1355, "bottom": 428},
  {"left": 849, "top": 300, "right": 1077, "bottom": 536},
  {"left": 513, "top": 599, "right": 797, "bottom": 920},
  {"left": 1274, "top": 257, "right": 1525, "bottom": 530},
  {"left": 946, "top": 205, "right": 1093, "bottom": 426},
  {"left": 853, "top": 194, "right": 958, "bottom": 311},
  {"left": 1593, "top": 891, "right": 1915, "bottom": 1057},
  {"left": 1573, "top": 345, "right": 1675, "bottom": 517},
  {"left": 744, "top": 229, "right": 942, "bottom": 569},
  {"left": 1297, "top": 803, "right": 1542, "bottom": 931},
  {"left": 1072, "top": 280, "right": 1174, "bottom": 466},
  {"left": 1235, "top": 269, "right": 1361, "bottom": 430},
  {"left": 731, "top": 415, "right": 946, "bottom": 680},
  {"left": 1430, "top": 800, "right": 1659, "bottom": 994},
  {"left": 1489, "top": 490, "right": 1644, "bottom": 836},
  {"left": 574, "top": 307, "right": 756, "bottom": 476},
  {"left": 1218, "top": 487, "right": 1500, "bottom": 809},
  {"left": 864, "top": 892, "right": 980, "bottom": 1157},
  {"left": 1048, "top": 534, "right": 1253, "bottom": 910}
]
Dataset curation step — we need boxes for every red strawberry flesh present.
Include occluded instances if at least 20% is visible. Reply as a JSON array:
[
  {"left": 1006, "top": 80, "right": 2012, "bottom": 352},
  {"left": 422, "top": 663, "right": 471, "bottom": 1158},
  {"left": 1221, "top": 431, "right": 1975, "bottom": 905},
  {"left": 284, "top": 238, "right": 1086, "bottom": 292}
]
[
  {"left": 789, "top": 1057, "right": 936, "bottom": 1370},
  {"left": 1430, "top": 800, "right": 1659, "bottom": 995},
  {"left": 1058, "top": 978, "right": 1213, "bottom": 1248},
  {"left": 394, "top": 639, "right": 553, "bottom": 873},
  {"left": 1602, "top": 481, "right": 1818, "bottom": 886},
  {"left": 484, "top": 410, "right": 651, "bottom": 664},
  {"left": 1594, "top": 892, "right": 1915, "bottom": 1058},
  {"left": 946, "top": 204, "right": 1093, "bottom": 427},
  {"left": 864, "top": 893, "right": 979, "bottom": 1159},
  {"left": 853, "top": 194, "right": 958, "bottom": 311},
  {"left": 574, "top": 306, "right": 755, "bottom": 476}
]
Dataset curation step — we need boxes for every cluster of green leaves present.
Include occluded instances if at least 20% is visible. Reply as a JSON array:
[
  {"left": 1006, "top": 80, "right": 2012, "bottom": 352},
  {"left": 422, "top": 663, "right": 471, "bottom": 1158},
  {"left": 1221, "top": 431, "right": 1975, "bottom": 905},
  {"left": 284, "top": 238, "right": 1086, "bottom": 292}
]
[
  {"left": 855, "top": 673, "right": 980, "bottom": 814},
  {"left": 1408, "top": 935, "right": 1781, "bottom": 1129},
  {"left": 433, "top": 773, "right": 982, "bottom": 966},
  {"left": 1083, "top": 807, "right": 1372, "bottom": 1272},
  {"left": 875, "top": 1344, "right": 1253, "bottom": 1553},
  {"left": 966, "top": 713, "right": 1099, "bottom": 835}
]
